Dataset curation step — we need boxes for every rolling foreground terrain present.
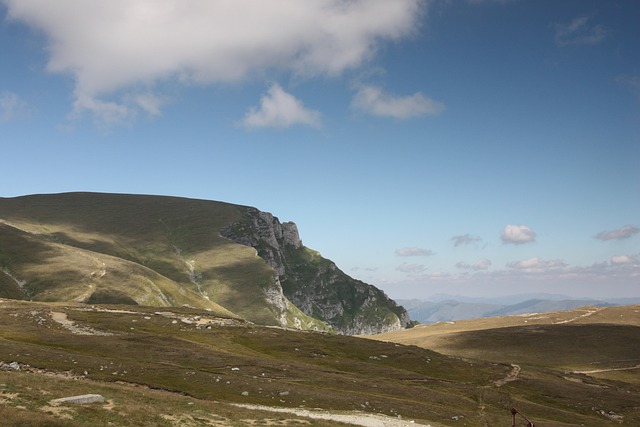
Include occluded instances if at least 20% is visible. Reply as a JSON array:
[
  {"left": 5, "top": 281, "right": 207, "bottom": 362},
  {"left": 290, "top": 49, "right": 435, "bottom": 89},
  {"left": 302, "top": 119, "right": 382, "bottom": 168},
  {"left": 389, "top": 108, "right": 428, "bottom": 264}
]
[
  {"left": 0, "top": 298, "right": 503, "bottom": 426},
  {"left": 0, "top": 192, "right": 407, "bottom": 335},
  {"left": 1, "top": 300, "right": 639, "bottom": 426},
  {"left": 369, "top": 305, "right": 640, "bottom": 426}
]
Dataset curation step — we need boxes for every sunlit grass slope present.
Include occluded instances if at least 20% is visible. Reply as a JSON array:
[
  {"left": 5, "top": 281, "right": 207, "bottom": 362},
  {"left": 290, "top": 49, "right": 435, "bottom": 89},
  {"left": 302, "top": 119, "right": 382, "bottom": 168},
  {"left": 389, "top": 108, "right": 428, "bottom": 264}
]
[{"left": 369, "top": 305, "right": 640, "bottom": 425}]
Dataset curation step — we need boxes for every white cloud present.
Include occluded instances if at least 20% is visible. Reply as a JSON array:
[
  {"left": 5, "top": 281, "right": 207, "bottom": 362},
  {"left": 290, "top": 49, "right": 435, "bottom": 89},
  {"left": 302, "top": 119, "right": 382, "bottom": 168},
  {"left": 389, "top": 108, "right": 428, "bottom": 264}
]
[
  {"left": 451, "top": 234, "right": 482, "bottom": 247},
  {"left": 456, "top": 258, "right": 492, "bottom": 271},
  {"left": 0, "top": 91, "right": 29, "bottom": 122},
  {"left": 395, "top": 247, "right": 434, "bottom": 257},
  {"left": 396, "top": 263, "right": 427, "bottom": 274},
  {"left": 611, "top": 255, "right": 638, "bottom": 266},
  {"left": 3, "top": 0, "right": 423, "bottom": 123},
  {"left": 242, "top": 83, "right": 321, "bottom": 129},
  {"left": 352, "top": 84, "right": 444, "bottom": 119},
  {"left": 555, "top": 16, "right": 607, "bottom": 47},
  {"left": 501, "top": 224, "right": 536, "bottom": 245},
  {"left": 595, "top": 225, "right": 640, "bottom": 241}
]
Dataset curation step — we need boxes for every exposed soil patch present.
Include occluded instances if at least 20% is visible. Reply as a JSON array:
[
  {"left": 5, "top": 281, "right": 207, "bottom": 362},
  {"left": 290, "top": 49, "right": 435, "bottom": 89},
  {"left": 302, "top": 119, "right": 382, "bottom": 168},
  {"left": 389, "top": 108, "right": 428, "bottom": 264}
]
[{"left": 50, "top": 311, "right": 113, "bottom": 336}]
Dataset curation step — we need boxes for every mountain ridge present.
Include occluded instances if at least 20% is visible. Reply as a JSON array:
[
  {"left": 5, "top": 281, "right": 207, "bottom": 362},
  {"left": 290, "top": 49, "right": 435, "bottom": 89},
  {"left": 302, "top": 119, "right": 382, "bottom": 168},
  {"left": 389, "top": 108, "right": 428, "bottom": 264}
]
[{"left": 0, "top": 192, "right": 408, "bottom": 335}]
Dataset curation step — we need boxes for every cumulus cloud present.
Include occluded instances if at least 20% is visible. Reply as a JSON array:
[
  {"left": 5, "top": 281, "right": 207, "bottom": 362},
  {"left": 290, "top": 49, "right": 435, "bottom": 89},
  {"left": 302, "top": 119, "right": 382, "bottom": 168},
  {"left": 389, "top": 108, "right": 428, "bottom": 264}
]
[
  {"left": 351, "top": 84, "right": 444, "bottom": 119},
  {"left": 595, "top": 225, "right": 640, "bottom": 241},
  {"left": 396, "top": 263, "right": 427, "bottom": 274},
  {"left": 0, "top": 91, "right": 29, "bottom": 122},
  {"left": 242, "top": 83, "right": 321, "bottom": 129},
  {"left": 501, "top": 224, "right": 536, "bottom": 245},
  {"left": 395, "top": 247, "right": 434, "bottom": 257},
  {"left": 2, "top": 0, "right": 423, "bottom": 123},
  {"left": 456, "top": 258, "right": 492, "bottom": 271},
  {"left": 451, "top": 234, "right": 482, "bottom": 247},
  {"left": 506, "top": 257, "right": 566, "bottom": 273},
  {"left": 555, "top": 16, "right": 607, "bottom": 47}
]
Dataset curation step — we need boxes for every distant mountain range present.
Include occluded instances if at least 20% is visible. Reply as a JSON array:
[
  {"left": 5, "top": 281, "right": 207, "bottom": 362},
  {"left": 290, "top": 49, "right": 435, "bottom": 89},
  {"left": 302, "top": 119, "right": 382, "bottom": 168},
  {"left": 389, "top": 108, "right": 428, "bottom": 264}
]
[{"left": 398, "top": 294, "right": 640, "bottom": 324}]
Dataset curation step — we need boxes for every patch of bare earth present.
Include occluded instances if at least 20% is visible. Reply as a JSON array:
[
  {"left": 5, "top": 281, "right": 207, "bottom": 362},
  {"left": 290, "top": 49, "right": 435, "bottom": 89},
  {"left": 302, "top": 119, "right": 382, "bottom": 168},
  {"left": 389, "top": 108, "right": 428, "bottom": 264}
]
[{"left": 50, "top": 311, "right": 113, "bottom": 336}]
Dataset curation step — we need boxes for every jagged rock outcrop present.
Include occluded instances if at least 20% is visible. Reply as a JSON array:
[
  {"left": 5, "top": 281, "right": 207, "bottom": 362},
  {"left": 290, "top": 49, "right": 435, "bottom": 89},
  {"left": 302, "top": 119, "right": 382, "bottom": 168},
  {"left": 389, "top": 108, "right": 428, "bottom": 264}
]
[
  {"left": 221, "top": 208, "right": 301, "bottom": 276},
  {"left": 221, "top": 208, "right": 410, "bottom": 335}
]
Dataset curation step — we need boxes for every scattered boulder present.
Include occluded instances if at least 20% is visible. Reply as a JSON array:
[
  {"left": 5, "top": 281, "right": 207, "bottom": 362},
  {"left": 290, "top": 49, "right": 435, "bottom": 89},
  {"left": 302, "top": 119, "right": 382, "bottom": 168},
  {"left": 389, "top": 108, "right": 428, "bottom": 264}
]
[
  {"left": 50, "top": 394, "right": 105, "bottom": 405},
  {"left": 0, "top": 362, "right": 20, "bottom": 371}
]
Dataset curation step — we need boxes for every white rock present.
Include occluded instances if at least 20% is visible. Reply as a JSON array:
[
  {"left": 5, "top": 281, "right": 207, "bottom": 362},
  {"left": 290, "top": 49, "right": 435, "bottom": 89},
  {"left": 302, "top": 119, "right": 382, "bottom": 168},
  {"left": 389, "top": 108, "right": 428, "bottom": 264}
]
[{"left": 50, "top": 394, "right": 105, "bottom": 405}]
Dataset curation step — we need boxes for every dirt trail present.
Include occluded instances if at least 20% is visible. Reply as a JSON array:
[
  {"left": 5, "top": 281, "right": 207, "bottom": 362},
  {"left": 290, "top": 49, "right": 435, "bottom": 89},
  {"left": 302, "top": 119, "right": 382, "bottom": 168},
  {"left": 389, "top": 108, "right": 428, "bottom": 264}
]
[
  {"left": 494, "top": 364, "right": 521, "bottom": 386},
  {"left": 554, "top": 307, "right": 603, "bottom": 324},
  {"left": 574, "top": 364, "right": 640, "bottom": 375}
]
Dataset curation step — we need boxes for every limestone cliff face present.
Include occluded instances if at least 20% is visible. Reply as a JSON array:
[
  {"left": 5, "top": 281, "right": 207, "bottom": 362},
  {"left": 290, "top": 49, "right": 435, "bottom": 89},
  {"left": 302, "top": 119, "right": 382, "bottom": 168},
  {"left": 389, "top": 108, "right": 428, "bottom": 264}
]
[{"left": 221, "top": 208, "right": 410, "bottom": 335}]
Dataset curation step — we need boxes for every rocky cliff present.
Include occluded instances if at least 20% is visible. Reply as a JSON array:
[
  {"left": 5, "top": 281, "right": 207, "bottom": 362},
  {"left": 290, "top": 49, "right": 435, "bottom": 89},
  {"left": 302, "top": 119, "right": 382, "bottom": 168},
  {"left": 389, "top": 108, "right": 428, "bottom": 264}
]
[{"left": 221, "top": 208, "right": 410, "bottom": 335}]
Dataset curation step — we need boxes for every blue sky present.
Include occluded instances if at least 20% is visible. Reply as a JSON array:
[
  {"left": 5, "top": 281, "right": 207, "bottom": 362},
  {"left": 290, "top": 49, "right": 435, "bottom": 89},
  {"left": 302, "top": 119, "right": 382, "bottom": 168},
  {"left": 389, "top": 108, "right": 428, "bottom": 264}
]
[{"left": 1, "top": 0, "right": 639, "bottom": 300}]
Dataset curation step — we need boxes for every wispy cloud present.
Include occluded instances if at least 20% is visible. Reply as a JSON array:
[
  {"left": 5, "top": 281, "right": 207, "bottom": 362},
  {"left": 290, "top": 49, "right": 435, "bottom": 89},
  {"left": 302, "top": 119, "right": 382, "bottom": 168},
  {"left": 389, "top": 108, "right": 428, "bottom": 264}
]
[
  {"left": 506, "top": 257, "right": 566, "bottom": 273},
  {"left": 3, "top": 0, "right": 423, "bottom": 123},
  {"left": 616, "top": 75, "right": 640, "bottom": 96},
  {"left": 466, "top": 0, "right": 513, "bottom": 4},
  {"left": 456, "top": 258, "right": 492, "bottom": 271},
  {"left": 395, "top": 247, "right": 434, "bottom": 257},
  {"left": 501, "top": 224, "right": 536, "bottom": 245},
  {"left": 451, "top": 234, "right": 482, "bottom": 247},
  {"left": 555, "top": 16, "right": 607, "bottom": 47},
  {"left": 595, "top": 225, "right": 639, "bottom": 241},
  {"left": 396, "top": 263, "right": 427, "bottom": 274},
  {"left": 351, "top": 84, "right": 444, "bottom": 119},
  {"left": 242, "top": 83, "right": 321, "bottom": 129},
  {"left": 0, "top": 91, "right": 29, "bottom": 122},
  {"left": 128, "top": 92, "right": 167, "bottom": 117}
]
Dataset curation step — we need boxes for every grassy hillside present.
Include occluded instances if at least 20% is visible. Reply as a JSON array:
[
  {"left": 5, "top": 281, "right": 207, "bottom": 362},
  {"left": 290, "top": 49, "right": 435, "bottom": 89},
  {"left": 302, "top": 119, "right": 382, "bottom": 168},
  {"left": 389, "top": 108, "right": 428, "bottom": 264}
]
[
  {"left": 0, "top": 192, "right": 326, "bottom": 329},
  {"left": 369, "top": 305, "right": 640, "bottom": 425}
]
